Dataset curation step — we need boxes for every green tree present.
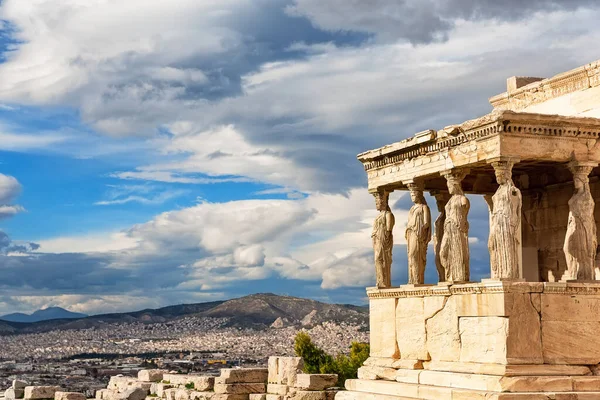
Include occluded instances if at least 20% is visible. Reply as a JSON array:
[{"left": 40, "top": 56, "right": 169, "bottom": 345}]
[{"left": 293, "top": 331, "right": 370, "bottom": 387}]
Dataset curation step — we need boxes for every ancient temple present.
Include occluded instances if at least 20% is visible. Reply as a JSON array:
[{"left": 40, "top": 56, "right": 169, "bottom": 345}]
[{"left": 339, "top": 60, "right": 600, "bottom": 399}]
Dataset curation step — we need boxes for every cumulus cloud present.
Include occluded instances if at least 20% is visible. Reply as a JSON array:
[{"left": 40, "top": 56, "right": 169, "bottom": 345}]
[
  {"left": 287, "top": 0, "right": 600, "bottom": 43},
  {"left": 0, "top": 173, "right": 24, "bottom": 218}
]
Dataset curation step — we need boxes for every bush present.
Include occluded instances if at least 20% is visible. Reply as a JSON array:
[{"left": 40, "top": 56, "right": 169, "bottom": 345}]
[{"left": 293, "top": 331, "right": 369, "bottom": 387}]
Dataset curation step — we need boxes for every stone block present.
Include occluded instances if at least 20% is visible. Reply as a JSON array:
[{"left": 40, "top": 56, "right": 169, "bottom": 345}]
[
  {"left": 150, "top": 383, "right": 174, "bottom": 397},
  {"left": 265, "top": 396, "right": 282, "bottom": 400},
  {"left": 13, "top": 382, "right": 27, "bottom": 390},
  {"left": 95, "top": 390, "right": 109, "bottom": 400},
  {"left": 218, "top": 369, "right": 268, "bottom": 384},
  {"left": 541, "top": 294, "right": 600, "bottom": 321},
  {"left": 162, "top": 376, "right": 214, "bottom": 391},
  {"left": 423, "top": 360, "right": 591, "bottom": 377},
  {"left": 277, "top": 357, "right": 304, "bottom": 386},
  {"left": 396, "top": 297, "right": 428, "bottom": 360},
  {"left": 573, "top": 376, "right": 600, "bottom": 391},
  {"left": 213, "top": 384, "right": 265, "bottom": 395},
  {"left": 211, "top": 395, "right": 249, "bottom": 400},
  {"left": 454, "top": 293, "right": 512, "bottom": 317},
  {"left": 248, "top": 395, "right": 266, "bottom": 400},
  {"left": 163, "top": 389, "right": 177, "bottom": 400},
  {"left": 459, "top": 316, "right": 508, "bottom": 364},
  {"left": 506, "top": 293, "right": 543, "bottom": 364},
  {"left": 55, "top": 393, "right": 86, "bottom": 400},
  {"left": 267, "top": 357, "right": 279, "bottom": 384},
  {"left": 394, "top": 369, "right": 421, "bottom": 384},
  {"left": 24, "top": 387, "right": 61, "bottom": 400},
  {"left": 370, "top": 298, "right": 399, "bottom": 358},
  {"left": 138, "top": 370, "right": 165, "bottom": 383},
  {"left": 288, "top": 392, "right": 326, "bottom": 400},
  {"left": 5, "top": 389, "right": 24, "bottom": 400},
  {"left": 426, "top": 296, "right": 460, "bottom": 362},
  {"left": 294, "top": 374, "right": 337, "bottom": 390},
  {"left": 542, "top": 321, "right": 600, "bottom": 364},
  {"left": 118, "top": 389, "right": 147, "bottom": 400},
  {"left": 344, "top": 379, "right": 419, "bottom": 398},
  {"left": 357, "top": 366, "right": 396, "bottom": 381},
  {"left": 266, "top": 385, "right": 287, "bottom": 395}
]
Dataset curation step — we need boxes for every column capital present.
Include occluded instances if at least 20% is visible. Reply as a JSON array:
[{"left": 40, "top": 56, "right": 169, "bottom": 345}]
[
  {"left": 567, "top": 160, "right": 598, "bottom": 176},
  {"left": 441, "top": 168, "right": 469, "bottom": 181},
  {"left": 489, "top": 157, "right": 519, "bottom": 172},
  {"left": 405, "top": 180, "right": 425, "bottom": 192}
]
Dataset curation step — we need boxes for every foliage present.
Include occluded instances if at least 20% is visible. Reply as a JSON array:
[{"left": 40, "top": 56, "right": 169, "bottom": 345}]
[
  {"left": 185, "top": 382, "right": 195, "bottom": 389},
  {"left": 293, "top": 331, "right": 370, "bottom": 387}
]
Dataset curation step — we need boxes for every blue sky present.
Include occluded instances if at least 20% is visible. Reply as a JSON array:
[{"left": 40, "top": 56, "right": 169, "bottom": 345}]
[{"left": 0, "top": 0, "right": 599, "bottom": 315}]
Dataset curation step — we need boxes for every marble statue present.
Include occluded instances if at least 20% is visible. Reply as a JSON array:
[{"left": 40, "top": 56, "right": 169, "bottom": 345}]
[
  {"left": 440, "top": 170, "right": 470, "bottom": 282},
  {"left": 432, "top": 191, "right": 450, "bottom": 282},
  {"left": 563, "top": 163, "right": 597, "bottom": 281},
  {"left": 372, "top": 190, "right": 395, "bottom": 288},
  {"left": 488, "top": 161, "right": 522, "bottom": 279},
  {"left": 406, "top": 183, "right": 431, "bottom": 284}
]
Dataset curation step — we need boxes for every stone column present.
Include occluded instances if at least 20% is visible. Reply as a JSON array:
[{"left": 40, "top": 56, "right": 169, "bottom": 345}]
[
  {"left": 440, "top": 169, "right": 470, "bottom": 282},
  {"left": 430, "top": 190, "right": 450, "bottom": 282},
  {"left": 562, "top": 161, "right": 598, "bottom": 281},
  {"left": 405, "top": 181, "right": 431, "bottom": 284},
  {"left": 488, "top": 159, "right": 523, "bottom": 280},
  {"left": 371, "top": 189, "right": 395, "bottom": 288}
]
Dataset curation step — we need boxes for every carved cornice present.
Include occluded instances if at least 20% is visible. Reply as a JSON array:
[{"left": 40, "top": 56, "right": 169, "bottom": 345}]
[
  {"left": 366, "top": 281, "right": 600, "bottom": 299},
  {"left": 489, "top": 60, "right": 600, "bottom": 111},
  {"left": 357, "top": 111, "right": 600, "bottom": 173}
]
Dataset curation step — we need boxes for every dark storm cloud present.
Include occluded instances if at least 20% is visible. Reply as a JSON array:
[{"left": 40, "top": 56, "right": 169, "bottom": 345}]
[{"left": 287, "top": 0, "right": 600, "bottom": 44}]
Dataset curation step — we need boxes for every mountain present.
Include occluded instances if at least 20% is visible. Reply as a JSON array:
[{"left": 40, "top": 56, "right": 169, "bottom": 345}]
[
  {"left": 1, "top": 307, "right": 88, "bottom": 323},
  {"left": 0, "top": 294, "right": 368, "bottom": 335}
]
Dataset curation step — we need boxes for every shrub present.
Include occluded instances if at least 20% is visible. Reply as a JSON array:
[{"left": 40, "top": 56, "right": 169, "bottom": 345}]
[{"left": 293, "top": 331, "right": 369, "bottom": 387}]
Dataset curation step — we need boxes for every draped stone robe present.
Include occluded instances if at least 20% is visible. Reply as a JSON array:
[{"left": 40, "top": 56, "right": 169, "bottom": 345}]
[
  {"left": 564, "top": 188, "right": 597, "bottom": 280},
  {"left": 489, "top": 181, "right": 522, "bottom": 279},
  {"left": 406, "top": 203, "right": 431, "bottom": 284},
  {"left": 372, "top": 209, "right": 395, "bottom": 288},
  {"left": 440, "top": 195, "right": 470, "bottom": 282}
]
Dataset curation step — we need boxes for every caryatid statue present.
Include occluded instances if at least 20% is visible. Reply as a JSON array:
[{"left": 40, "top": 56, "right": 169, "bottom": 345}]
[
  {"left": 563, "top": 161, "right": 598, "bottom": 281},
  {"left": 406, "top": 182, "right": 431, "bottom": 284},
  {"left": 371, "top": 190, "right": 395, "bottom": 288},
  {"left": 440, "top": 169, "right": 470, "bottom": 282},
  {"left": 431, "top": 191, "right": 450, "bottom": 282},
  {"left": 488, "top": 160, "right": 522, "bottom": 279}
]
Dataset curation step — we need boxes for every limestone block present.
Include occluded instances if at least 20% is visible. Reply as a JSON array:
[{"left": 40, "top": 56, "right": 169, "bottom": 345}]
[
  {"left": 5, "top": 389, "right": 24, "bottom": 400},
  {"left": 423, "top": 296, "right": 447, "bottom": 319},
  {"left": 95, "top": 390, "right": 108, "bottom": 400},
  {"left": 287, "top": 391, "right": 326, "bottom": 400},
  {"left": 13, "top": 382, "right": 27, "bottom": 390},
  {"left": 394, "top": 369, "right": 421, "bottom": 384},
  {"left": 174, "top": 389, "right": 192, "bottom": 400},
  {"left": 150, "top": 383, "right": 174, "bottom": 397},
  {"left": 265, "top": 396, "right": 282, "bottom": 400},
  {"left": 419, "top": 370, "right": 502, "bottom": 391},
  {"left": 162, "top": 376, "right": 214, "bottom": 391},
  {"left": 542, "top": 321, "right": 600, "bottom": 364},
  {"left": 459, "top": 316, "right": 508, "bottom": 364},
  {"left": 218, "top": 369, "right": 268, "bottom": 384},
  {"left": 541, "top": 294, "right": 600, "bottom": 321},
  {"left": 118, "top": 389, "right": 147, "bottom": 400},
  {"left": 138, "top": 370, "right": 165, "bottom": 383},
  {"left": 189, "top": 391, "right": 215, "bottom": 400},
  {"left": 425, "top": 296, "right": 460, "bottom": 362},
  {"left": 55, "top": 393, "right": 86, "bottom": 400},
  {"left": 213, "top": 384, "right": 265, "bottom": 395},
  {"left": 24, "top": 386, "right": 61, "bottom": 400},
  {"left": 369, "top": 298, "right": 399, "bottom": 358},
  {"left": 395, "top": 297, "right": 428, "bottom": 360},
  {"left": 423, "top": 360, "right": 591, "bottom": 376},
  {"left": 506, "top": 293, "right": 543, "bottom": 364},
  {"left": 294, "top": 374, "right": 337, "bottom": 390},
  {"left": 266, "top": 385, "right": 287, "bottom": 395},
  {"left": 344, "top": 379, "right": 419, "bottom": 398},
  {"left": 210, "top": 395, "right": 249, "bottom": 400},
  {"left": 573, "top": 376, "right": 600, "bottom": 391},
  {"left": 454, "top": 293, "right": 512, "bottom": 317},
  {"left": 277, "top": 357, "right": 304, "bottom": 386},
  {"left": 267, "top": 357, "right": 279, "bottom": 384},
  {"left": 108, "top": 377, "right": 142, "bottom": 393},
  {"left": 163, "top": 389, "right": 177, "bottom": 400},
  {"left": 248, "top": 396, "right": 266, "bottom": 400},
  {"left": 357, "top": 366, "right": 396, "bottom": 381},
  {"left": 498, "top": 376, "right": 573, "bottom": 392},
  {"left": 363, "top": 357, "right": 423, "bottom": 370}
]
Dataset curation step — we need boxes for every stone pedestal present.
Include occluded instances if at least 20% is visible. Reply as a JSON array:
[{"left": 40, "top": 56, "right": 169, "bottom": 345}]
[{"left": 338, "top": 281, "right": 600, "bottom": 399}]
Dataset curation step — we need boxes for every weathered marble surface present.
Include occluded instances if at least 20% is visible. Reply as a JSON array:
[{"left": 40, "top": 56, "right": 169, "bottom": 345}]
[
  {"left": 405, "top": 183, "right": 431, "bottom": 285},
  {"left": 372, "top": 190, "right": 395, "bottom": 289}
]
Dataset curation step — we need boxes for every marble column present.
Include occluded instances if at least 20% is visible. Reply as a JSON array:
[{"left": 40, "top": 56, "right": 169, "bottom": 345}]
[
  {"left": 431, "top": 190, "right": 450, "bottom": 282},
  {"left": 562, "top": 161, "right": 598, "bottom": 281},
  {"left": 440, "top": 169, "right": 470, "bottom": 282},
  {"left": 488, "top": 159, "right": 523, "bottom": 280},
  {"left": 371, "top": 189, "right": 395, "bottom": 288},
  {"left": 405, "top": 181, "right": 431, "bottom": 284}
]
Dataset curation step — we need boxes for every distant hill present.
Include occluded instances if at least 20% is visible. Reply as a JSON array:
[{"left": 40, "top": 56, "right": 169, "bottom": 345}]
[
  {"left": 0, "top": 293, "right": 368, "bottom": 335},
  {"left": 1, "top": 307, "right": 88, "bottom": 323}
]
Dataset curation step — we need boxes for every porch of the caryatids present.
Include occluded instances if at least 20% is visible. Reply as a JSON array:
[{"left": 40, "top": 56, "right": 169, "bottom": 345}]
[
  {"left": 371, "top": 189, "right": 395, "bottom": 288},
  {"left": 488, "top": 158, "right": 523, "bottom": 280},
  {"left": 431, "top": 190, "right": 450, "bottom": 283},
  {"left": 440, "top": 169, "right": 470, "bottom": 282},
  {"left": 405, "top": 181, "right": 431, "bottom": 284},
  {"left": 562, "top": 160, "right": 598, "bottom": 281}
]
